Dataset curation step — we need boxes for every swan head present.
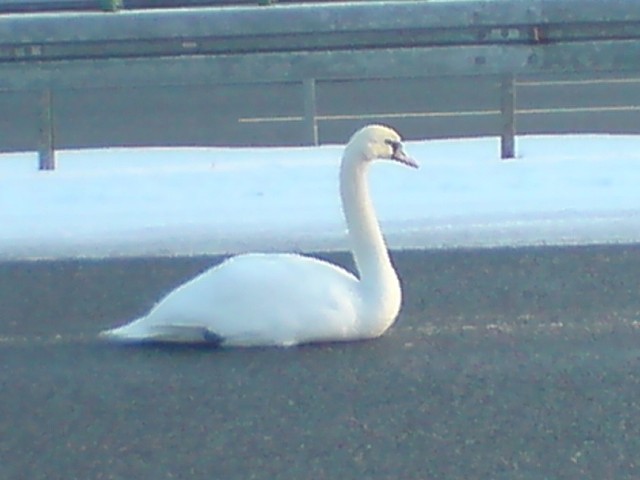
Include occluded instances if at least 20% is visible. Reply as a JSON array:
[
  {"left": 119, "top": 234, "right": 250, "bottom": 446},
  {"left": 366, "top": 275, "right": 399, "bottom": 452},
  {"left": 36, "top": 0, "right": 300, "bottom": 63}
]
[{"left": 347, "top": 124, "right": 418, "bottom": 168}]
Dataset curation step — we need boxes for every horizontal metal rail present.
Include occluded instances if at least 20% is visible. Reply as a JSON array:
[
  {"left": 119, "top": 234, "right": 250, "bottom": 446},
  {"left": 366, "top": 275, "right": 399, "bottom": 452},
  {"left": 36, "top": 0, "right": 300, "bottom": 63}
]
[
  {"left": 0, "top": 0, "right": 395, "bottom": 14},
  {"left": 2, "top": 0, "right": 640, "bottom": 59},
  {"left": 0, "top": 1, "right": 639, "bottom": 91},
  {"left": 5, "top": 40, "right": 640, "bottom": 92}
]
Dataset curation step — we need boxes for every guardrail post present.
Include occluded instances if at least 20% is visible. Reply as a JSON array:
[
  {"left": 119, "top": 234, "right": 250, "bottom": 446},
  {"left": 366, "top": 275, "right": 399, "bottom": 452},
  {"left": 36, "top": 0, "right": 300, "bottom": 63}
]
[
  {"left": 303, "top": 78, "right": 319, "bottom": 146},
  {"left": 500, "top": 74, "right": 516, "bottom": 159},
  {"left": 38, "top": 88, "right": 55, "bottom": 170}
]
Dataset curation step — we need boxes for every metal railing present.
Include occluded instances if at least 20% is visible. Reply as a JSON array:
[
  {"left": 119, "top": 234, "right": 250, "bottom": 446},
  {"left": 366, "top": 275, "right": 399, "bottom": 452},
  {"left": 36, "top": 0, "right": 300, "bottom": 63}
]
[
  {"left": 0, "top": 0, "right": 388, "bottom": 14},
  {"left": 2, "top": 0, "right": 640, "bottom": 168}
]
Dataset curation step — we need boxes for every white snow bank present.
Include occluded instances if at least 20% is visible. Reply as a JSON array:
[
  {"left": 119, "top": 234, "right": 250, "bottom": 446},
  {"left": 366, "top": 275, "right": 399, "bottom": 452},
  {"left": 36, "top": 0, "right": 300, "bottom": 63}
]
[{"left": 1, "top": 135, "right": 640, "bottom": 260}]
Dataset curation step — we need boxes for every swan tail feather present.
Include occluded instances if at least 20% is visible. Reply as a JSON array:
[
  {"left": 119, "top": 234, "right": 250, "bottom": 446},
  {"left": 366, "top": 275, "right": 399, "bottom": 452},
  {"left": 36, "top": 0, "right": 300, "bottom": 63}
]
[{"left": 100, "top": 320, "right": 225, "bottom": 346}]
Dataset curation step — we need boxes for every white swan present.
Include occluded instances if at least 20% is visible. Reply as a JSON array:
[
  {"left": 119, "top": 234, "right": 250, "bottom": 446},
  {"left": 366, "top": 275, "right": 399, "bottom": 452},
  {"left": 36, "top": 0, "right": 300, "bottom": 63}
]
[{"left": 100, "top": 124, "right": 418, "bottom": 347}]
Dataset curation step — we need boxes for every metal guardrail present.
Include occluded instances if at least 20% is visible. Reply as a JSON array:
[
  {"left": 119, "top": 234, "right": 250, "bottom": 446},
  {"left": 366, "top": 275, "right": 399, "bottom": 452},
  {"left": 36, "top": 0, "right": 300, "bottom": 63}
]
[
  {"left": 0, "top": 0, "right": 382, "bottom": 14},
  {"left": 2, "top": 0, "right": 640, "bottom": 168}
]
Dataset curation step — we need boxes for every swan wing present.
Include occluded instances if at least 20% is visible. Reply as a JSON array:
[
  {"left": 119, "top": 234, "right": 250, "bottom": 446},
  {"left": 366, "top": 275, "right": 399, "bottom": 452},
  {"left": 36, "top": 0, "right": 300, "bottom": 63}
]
[
  {"left": 100, "top": 324, "right": 223, "bottom": 344},
  {"left": 101, "top": 253, "right": 363, "bottom": 346}
]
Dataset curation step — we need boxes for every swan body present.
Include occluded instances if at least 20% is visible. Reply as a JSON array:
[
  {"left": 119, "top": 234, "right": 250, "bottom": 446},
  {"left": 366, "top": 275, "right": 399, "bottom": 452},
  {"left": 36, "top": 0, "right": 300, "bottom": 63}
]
[{"left": 100, "top": 124, "right": 418, "bottom": 347}]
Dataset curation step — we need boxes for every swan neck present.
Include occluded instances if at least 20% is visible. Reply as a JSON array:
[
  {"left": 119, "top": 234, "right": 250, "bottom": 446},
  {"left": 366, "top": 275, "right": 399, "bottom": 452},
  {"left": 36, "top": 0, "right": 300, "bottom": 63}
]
[{"left": 340, "top": 151, "right": 395, "bottom": 286}]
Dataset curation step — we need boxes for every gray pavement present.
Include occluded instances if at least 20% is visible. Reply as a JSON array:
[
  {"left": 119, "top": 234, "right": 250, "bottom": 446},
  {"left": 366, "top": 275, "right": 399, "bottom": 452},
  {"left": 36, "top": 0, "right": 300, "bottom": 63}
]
[{"left": 2, "top": 245, "right": 640, "bottom": 479}]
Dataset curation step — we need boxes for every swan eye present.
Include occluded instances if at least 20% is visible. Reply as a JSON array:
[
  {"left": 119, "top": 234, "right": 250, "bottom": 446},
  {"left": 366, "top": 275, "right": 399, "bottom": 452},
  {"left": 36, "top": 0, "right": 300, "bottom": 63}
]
[{"left": 385, "top": 139, "right": 401, "bottom": 154}]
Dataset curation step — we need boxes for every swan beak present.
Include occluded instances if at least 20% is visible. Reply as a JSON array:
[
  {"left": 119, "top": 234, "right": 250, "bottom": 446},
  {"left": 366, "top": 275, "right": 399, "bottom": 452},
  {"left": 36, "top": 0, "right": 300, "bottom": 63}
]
[{"left": 392, "top": 147, "right": 419, "bottom": 169}]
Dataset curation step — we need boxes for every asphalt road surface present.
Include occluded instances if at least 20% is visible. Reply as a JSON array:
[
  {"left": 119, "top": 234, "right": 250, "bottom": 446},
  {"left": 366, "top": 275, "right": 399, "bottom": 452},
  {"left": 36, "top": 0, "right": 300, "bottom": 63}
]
[
  {"left": 3, "top": 74, "right": 640, "bottom": 152},
  {"left": 2, "top": 245, "right": 640, "bottom": 479}
]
